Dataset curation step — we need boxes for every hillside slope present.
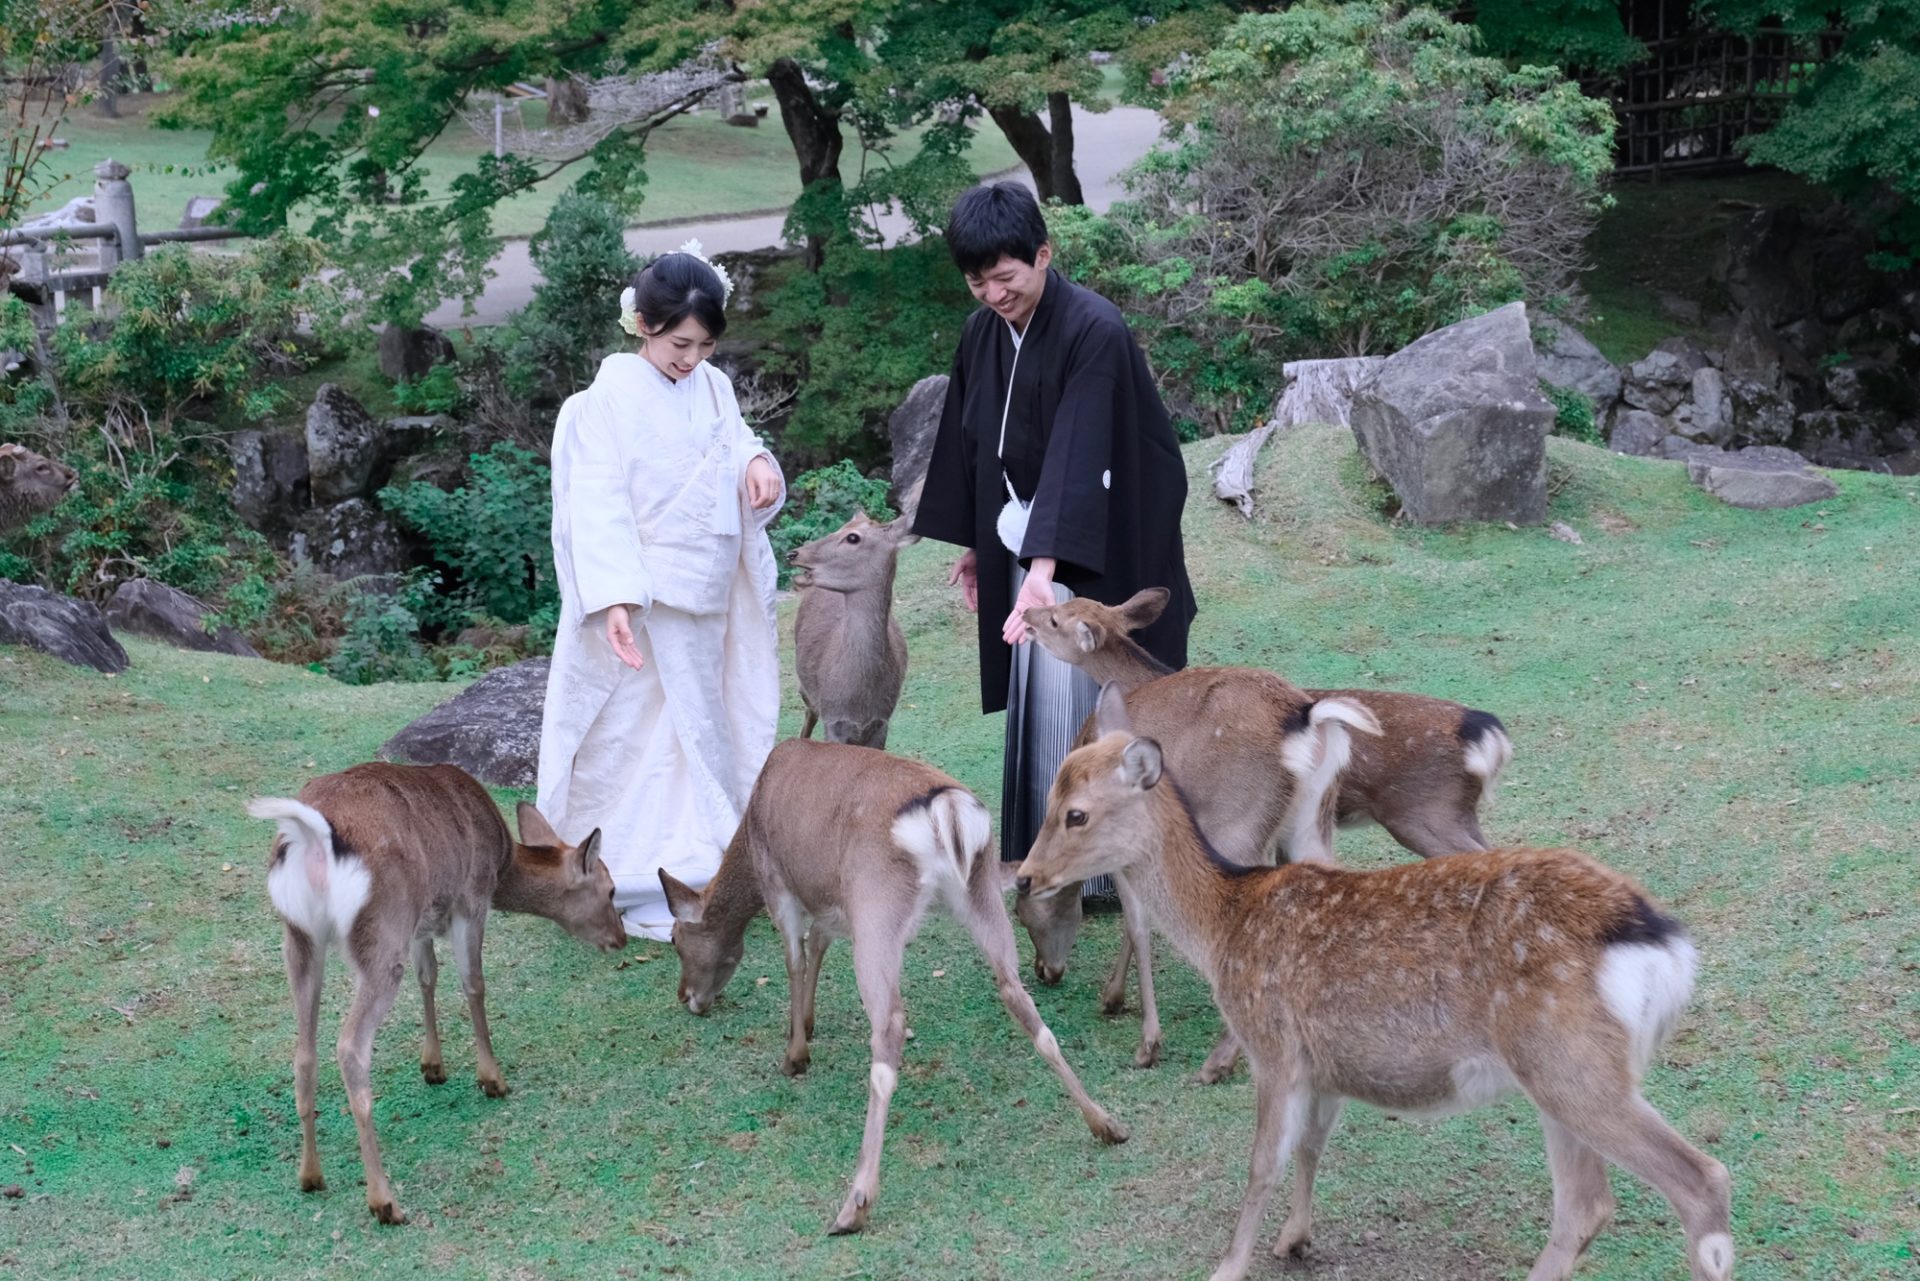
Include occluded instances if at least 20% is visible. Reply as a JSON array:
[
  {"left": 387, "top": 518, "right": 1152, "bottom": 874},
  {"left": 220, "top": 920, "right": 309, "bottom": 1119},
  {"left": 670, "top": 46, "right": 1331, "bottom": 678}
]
[{"left": 2, "top": 427, "right": 1913, "bottom": 1279}]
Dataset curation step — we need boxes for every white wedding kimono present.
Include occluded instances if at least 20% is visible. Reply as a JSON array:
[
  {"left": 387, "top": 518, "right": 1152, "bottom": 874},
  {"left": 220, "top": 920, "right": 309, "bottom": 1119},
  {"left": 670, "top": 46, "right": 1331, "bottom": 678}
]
[{"left": 537, "top": 352, "right": 785, "bottom": 940}]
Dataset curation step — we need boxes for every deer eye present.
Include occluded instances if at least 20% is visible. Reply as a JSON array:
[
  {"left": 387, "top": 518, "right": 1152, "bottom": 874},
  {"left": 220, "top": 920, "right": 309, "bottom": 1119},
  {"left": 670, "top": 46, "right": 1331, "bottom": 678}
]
[
  {"left": 1065, "top": 810, "right": 1088, "bottom": 828},
  {"left": 845, "top": 533, "right": 861, "bottom": 545}
]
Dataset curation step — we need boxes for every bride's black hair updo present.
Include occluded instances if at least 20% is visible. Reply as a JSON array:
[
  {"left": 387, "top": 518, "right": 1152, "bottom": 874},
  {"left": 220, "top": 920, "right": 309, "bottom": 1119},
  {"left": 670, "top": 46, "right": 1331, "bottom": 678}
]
[{"left": 629, "top": 253, "right": 728, "bottom": 339}]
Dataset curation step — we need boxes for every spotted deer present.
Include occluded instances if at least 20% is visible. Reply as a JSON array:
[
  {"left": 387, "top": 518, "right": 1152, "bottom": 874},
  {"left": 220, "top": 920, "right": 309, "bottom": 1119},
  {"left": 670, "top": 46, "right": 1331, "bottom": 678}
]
[
  {"left": 789, "top": 512, "right": 918, "bottom": 748},
  {"left": 246, "top": 763, "right": 625, "bottom": 1224},
  {"left": 659, "top": 737, "right": 1127, "bottom": 1235},
  {"left": 1018, "top": 587, "right": 1511, "bottom": 1074},
  {"left": 1016, "top": 684, "right": 1732, "bottom": 1281}
]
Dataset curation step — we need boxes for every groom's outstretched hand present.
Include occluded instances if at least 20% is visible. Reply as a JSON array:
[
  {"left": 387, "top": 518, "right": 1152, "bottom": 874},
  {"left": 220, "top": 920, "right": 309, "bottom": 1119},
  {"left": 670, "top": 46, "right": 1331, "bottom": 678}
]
[
  {"left": 948, "top": 549, "right": 979, "bottom": 613},
  {"left": 1002, "top": 558, "right": 1056, "bottom": 646}
]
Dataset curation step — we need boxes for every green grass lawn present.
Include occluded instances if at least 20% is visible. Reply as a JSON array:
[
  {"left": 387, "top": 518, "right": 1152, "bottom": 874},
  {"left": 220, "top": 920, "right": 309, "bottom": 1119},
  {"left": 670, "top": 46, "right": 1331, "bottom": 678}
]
[
  {"left": 18, "top": 92, "right": 1023, "bottom": 241},
  {"left": 2, "top": 427, "right": 1915, "bottom": 1278}
]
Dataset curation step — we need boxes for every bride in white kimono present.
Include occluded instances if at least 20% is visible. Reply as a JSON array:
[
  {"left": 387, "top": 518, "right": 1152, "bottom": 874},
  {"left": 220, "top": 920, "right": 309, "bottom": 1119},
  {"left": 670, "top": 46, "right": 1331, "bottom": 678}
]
[{"left": 537, "top": 245, "right": 785, "bottom": 940}]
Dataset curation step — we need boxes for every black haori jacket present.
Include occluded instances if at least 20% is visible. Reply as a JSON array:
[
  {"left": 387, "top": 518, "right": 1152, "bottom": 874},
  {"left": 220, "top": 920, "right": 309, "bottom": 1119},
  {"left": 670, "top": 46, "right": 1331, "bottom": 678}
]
[{"left": 913, "top": 270, "right": 1196, "bottom": 713}]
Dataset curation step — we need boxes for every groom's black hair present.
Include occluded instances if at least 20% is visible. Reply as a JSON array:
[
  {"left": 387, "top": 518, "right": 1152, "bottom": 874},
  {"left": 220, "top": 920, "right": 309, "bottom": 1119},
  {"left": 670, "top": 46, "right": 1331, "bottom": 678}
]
[
  {"left": 945, "top": 182, "right": 1050, "bottom": 277},
  {"left": 630, "top": 252, "right": 728, "bottom": 340}
]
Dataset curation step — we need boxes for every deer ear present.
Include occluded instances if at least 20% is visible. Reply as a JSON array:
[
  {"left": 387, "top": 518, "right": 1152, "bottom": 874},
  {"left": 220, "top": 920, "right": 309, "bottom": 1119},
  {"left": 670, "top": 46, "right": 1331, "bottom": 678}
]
[
  {"left": 577, "top": 828, "right": 604, "bottom": 874},
  {"left": 1120, "top": 587, "right": 1170, "bottom": 631},
  {"left": 1120, "top": 738, "right": 1164, "bottom": 791},
  {"left": 1073, "top": 620, "right": 1101, "bottom": 654},
  {"left": 885, "top": 515, "right": 921, "bottom": 546},
  {"left": 659, "top": 869, "right": 705, "bottom": 924},
  {"left": 0, "top": 451, "right": 14, "bottom": 482},
  {"left": 516, "top": 802, "right": 561, "bottom": 847},
  {"left": 1094, "top": 681, "right": 1133, "bottom": 737}
]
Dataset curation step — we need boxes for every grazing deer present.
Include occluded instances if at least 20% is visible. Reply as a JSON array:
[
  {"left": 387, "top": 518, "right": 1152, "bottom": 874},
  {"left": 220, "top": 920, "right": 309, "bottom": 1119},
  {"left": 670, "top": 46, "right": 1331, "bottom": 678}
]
[
  {"left": 247, "top": 762, "right": 625, "bottom": 1224},
  {"left": 789, "top": 512, "right": 918, "bottom": 749},
  {"left": 0, "top": 442, "right": 77, "bottom": 532},
  {"left": 1016, "top": 685, "right": 1732, "bottom": 1281},
  {"left": 659, "top": 737, "right": 1127, "bottom": 1235}
]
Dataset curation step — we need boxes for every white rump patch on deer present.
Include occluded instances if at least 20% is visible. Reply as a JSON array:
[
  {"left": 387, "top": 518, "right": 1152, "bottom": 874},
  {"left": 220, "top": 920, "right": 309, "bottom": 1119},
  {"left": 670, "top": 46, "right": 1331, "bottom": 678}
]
[
  {"left": 891, "top": 788, "right": 992, "bottom": 910},
  {"left": 1597, "top": 937, "right": 1699, "bottom": 1077},
  {"left": 251, "top": 796, "right": 372, "bottom": 948},
  {"left": 1463, "top": 724, "right": 1514, "bottom": 800}
]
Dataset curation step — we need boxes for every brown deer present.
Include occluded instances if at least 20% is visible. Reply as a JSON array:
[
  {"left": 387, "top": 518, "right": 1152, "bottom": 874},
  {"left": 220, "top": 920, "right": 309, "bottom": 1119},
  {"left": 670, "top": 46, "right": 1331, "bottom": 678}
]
[
  {"left": 659, "top": 737, "right": 1127, "bottom": 1236},
  {"left": 1018, "top": 587, "right": 1511, "bottom": 1075},
  {"left": 247, "top": 762, "right": 626, "bottom": 1225},
  {"left": 789, "top": 512, "right": 917, "bottom": 748},
  {"left": 1016, "top": 685, "right": 1732, "bottom": 1281},
  {"left": 0, "top": 442, "right": 77, "bottom": 532}
]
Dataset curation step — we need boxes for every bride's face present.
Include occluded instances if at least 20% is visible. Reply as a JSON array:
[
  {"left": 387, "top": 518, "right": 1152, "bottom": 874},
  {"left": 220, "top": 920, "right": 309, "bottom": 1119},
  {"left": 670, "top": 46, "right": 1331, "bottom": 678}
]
[{"left": 641, "top": 315, "right": 717, "bottom": 382}]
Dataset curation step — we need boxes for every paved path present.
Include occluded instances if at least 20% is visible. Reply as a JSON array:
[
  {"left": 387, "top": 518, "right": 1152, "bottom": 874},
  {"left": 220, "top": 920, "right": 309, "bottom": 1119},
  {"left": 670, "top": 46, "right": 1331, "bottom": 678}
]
[{"left": 426, "top": 103, "right": 1162, "bottom": 330}]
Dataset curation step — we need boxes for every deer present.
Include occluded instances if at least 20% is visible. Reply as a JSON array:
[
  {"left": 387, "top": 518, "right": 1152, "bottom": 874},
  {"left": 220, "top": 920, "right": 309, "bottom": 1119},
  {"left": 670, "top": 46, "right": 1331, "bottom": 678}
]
[
  {"left": 789, "top": 512, "right": 918, "bottom": 749},
  {"left": 245, "top": 762, "right": 626, "bottom": 1225},
  {"left": 658, "top": 737, "right": 1128, "bottom": 1236},
  {"left": 1016, "top": 684, "right": 1733, "bottom": 1281},
  {"left": 0, "top": 442, "right": 77, "bottom": 532},
  {"left": 1017, "top": 587, "right": 1511, "bottom": 1076}
]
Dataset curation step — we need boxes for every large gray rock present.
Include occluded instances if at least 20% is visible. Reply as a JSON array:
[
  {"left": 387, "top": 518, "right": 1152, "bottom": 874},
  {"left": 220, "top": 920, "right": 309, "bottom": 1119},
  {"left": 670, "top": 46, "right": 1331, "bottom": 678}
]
[
  {"left": 1725, "top": 376, "right": 1796, "bottom": 446},
  {"left": 376, "top": 324, "right": 457, "bottom": 383},
  {"left": 294, "top": 499, "right": 409, "bottom": 580},
  {"left": 1623, "top": 339, "right": 1710, "bottom": 415},
  {"left": 1716, "top": 206, "right": 1884, "bottom": 327},
  {"left": 378, "top": 657, "right": 550, "bottom": 787},
  {"left": 0, "top": 581, "right": 128, "bottom": 673},
  {"left": 1684, "top": 367, "right": 1733, "bottom": 444},
  {"left": 305, "top": 384, "right": 385, "bottom": 503},
  {"left": 1608, "top": 408, "right": 1667, "bottom": 457},
  {"left": 106, "top": 579, "right": 259, "bottom": 657},
  {"left": 888, "top": 374, "right": 949, "bottom": 520},
  {"left": 1685, "top": 445, "right": 1837, "bottom": 510},
  {"left": 1534, "top": 317, "right": 1622, "bottom": 412},
  {"left": 1823, "top": 359, "right": 1916, "bottom": 417},
  {"left": 1792, "top": 410, "right": 1920, "bottom": 471},
  {"left": 1348, "top": 301, "right": 1556, "bottom": 526},
  {"left": 227, "top": 429, "right": 310, "bottom": 533}
]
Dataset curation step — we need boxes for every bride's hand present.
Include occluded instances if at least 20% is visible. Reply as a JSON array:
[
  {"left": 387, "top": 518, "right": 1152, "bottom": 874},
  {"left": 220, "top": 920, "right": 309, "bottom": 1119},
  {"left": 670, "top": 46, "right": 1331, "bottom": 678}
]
[
  {"left": 605, "top": 604, "right": 646, "bottom": 671},
  {"left": 745, "top": 456, "right": 781, "bottom": 510}
]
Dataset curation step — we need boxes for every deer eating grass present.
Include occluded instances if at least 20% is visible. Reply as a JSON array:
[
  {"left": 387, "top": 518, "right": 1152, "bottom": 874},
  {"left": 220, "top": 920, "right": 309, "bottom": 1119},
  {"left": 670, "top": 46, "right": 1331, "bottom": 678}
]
[
  {"left": 1018, "top": 587, "right": 1511, "bottom": 1076},
  {"left": 789, "top": 512, "right": 917, "bottom": 749},
  {"left": 1016, "top": 685, "right": 1732, "bottom": 1281},
  {"left": 660, "top": 737, "right": 1127, "bottom": 1235},
  {"left": 247, "top": 762, "right": 625, "bottom": 1224}
]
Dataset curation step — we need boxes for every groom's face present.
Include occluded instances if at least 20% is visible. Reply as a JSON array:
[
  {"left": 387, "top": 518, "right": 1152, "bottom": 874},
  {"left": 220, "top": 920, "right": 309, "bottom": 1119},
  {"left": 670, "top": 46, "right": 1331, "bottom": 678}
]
[{"left": 965, "top": 243, "right": 1052, "bottom": 330}]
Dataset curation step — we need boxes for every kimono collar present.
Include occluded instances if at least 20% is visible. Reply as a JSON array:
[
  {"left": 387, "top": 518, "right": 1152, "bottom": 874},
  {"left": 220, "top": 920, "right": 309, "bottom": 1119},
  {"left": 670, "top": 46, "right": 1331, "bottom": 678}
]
[{"left": 1010, "top": 267, "right": 1065, "bottom": 346}]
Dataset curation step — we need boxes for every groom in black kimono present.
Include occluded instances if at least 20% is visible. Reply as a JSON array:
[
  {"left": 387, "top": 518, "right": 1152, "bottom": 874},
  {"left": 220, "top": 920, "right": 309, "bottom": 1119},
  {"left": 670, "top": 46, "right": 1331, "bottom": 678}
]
[{"left": 913, "top": 182, "right": 1196, "bottom": 869}]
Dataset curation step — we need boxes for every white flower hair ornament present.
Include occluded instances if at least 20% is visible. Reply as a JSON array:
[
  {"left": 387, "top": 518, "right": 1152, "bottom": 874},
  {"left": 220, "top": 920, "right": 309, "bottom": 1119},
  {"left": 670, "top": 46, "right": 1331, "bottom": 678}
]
[
  {"left": 617, "top": 285, "right": 640, "bottom": 337},
  {"left": 618, "top": 239, "right": 734, "bottom": 338}
]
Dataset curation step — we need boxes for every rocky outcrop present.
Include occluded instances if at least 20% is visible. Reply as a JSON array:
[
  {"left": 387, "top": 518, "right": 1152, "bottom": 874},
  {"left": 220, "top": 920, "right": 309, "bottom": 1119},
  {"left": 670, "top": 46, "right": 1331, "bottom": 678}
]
[
  {"left": 227, "top": 429, "right": 311, "bottom": 533},
  {"left": 1533, "top": 317, "right": 1622, "bottom": 419},
  {"left": 1685, "top": 445, "right": 1838, "bottom": 510},
  {"left": 888, "top": 374, "right": 948, "bottom": 521},
  {"left": 0, "top": 581, "right": 128, "bottom": 673},
  {"left": 105, "top": 579, "right": 258, "bottom": 657},
  {"left": 376, "top": 324, "right": 458, "bottom": 383},
  {"left": 305, "top": 384, "right": 387, "bottom": 504},
  {"left": 378, "top": 657, "right": 550, "bottom": 787},
  {"left": 293, "top": 499, "right": 410, "bottom": 581}
]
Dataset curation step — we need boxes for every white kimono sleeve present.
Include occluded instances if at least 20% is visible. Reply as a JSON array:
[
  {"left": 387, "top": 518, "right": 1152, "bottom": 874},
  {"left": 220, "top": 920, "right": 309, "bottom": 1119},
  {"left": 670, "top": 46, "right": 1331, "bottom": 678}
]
[
  {"left": 721, "top": 377, "right": 786, "bottom": 530},
  {"left": 557, "top": 400, "right": 653, "bottom": 618}
]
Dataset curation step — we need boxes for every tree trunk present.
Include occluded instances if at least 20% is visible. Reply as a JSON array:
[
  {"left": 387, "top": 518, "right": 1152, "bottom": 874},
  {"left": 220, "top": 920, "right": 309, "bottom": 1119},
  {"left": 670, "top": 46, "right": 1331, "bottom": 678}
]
[
  {"left": 1046, "top": 92, "right": 1084, "bottom": 206},
  {"left": 767, "top": 57, "right": 845, "bottom": 271},
  {"left": 988, "top": 105, "right": 1055, "bottom": 200},
  {"left": 97, "top": 41, "right": 124, "bottom": 118},
  {"left": 545, "top": 76, "right": 589, "bottom": 125}
]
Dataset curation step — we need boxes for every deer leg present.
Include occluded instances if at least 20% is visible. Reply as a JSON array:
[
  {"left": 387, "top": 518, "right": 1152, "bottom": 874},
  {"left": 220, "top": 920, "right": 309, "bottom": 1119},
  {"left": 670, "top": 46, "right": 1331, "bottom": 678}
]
[
  {"left": 412, "top": 936, "right": 446, "bottom": 1085},
  {"left": 828, "top": 932, "right": 908, "bottom": 1236},
  {"left": 1099, "top": 926, "right": 1132, "bottom": 1015},
  {"left": 778, "top": 919, "right": 813, "bottom": 1077},
  {"left": 1117, "top": 895, "right": 1162, "bottom": 1068},
  {"left": 1270, "top": 1093, "right": 1346, "bottom": 1258},
  {"left": 1210, "top": 1073, "right": 1308, "bottom": 1281},
  {"left": 800, "top": 705, "right": 817, "bottom": 740},
  {"left": 337, "top": 950, "right": 407, "bottom": 1224},
  {"left": 449, "top": 914, "right": 507, "bottom": 1098},
  {"left": 1556, "top": 1096, "right": 1733, "bottom": 1281},
  {"left": 961, "top": 884, "right": 1127, "bottom": 1146},
  {"left": 1524, "top": 1115, "right": 1617, "bottom": 1281},
  {"left": 284, "top": 924, "right": 327, "bottom": 1193},
  {"left": 1195, "top": 1027, "right": 1245, "bottom": 1085},
  {"left": 800, "top": 930, "right": 831, "bottom": 1041}
]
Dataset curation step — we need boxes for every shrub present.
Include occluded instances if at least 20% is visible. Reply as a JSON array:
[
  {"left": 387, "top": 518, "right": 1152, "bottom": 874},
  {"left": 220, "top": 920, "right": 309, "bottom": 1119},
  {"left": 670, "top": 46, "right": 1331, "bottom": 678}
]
[
  {"left": 0, "top": 296, "right": 57, "bottom": 439},
  {"left": 768, "top": 460, "right": 896, "bottom": 588},
  {"left": 392, "top": 362, "right": 463, "bottom": 416},
  {"left": 325, "top": 571, "right": 440, "bottom": 686},
  {"left": 502, "top": 193, "right": 641, "bottom": 404},
  {"left": 1542, "top": 382, "right": 1601, "bottom": 445},
  {"left": 379, "top": 442, "right": 555, "bottom": 629}
]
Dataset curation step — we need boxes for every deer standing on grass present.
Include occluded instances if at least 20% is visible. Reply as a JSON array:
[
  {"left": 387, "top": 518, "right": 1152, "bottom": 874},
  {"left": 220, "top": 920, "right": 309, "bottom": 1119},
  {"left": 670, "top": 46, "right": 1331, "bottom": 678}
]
[
  {"left": 1019, "top": 588, "right": 1511, "bottom": 1075},
  {"left": 659, "top": 737, "right": 1127, "bottom": 1235},
  {"left": 789, "top": 512, "right": 917, "bottom": 749},
  {"left": 1017, "top": 685, "right": 1732, "bottom": 1281},
  {"left": 247, "top": 763, "right": 625, "bottom": 1224}
]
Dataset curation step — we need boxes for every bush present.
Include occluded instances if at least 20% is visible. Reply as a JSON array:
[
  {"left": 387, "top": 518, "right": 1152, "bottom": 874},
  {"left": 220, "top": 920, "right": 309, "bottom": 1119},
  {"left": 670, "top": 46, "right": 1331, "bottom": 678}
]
[
  {"left": 392, "top": 362, "right": 463, "bottom": 416},
  {"left": 1542, "top": 382, "right": 1601, "bottom": 445},
  {"left": 379, "top": 442, "right": 556, "bottom": 630},
  {"left": 768, "top": 460, "right": 896, "bottom": 588},
  {"left": 501, "top": 193, "right": 641, "bottom": 404},
  {"left": 0, "top": 297, "right": 57, "bottom": 439},
  {"left": 324, "top": 572, "right": 440, "bottom": 686},
  {"left": 1056, "top": 4, "right": 1615, "bottom": 435}
]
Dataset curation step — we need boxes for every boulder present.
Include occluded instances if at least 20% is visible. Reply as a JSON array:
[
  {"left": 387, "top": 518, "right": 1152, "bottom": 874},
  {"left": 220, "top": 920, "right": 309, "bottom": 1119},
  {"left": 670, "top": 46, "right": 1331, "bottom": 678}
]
[
  {"left": 1657, "top": 434, "right": 1712, "bottom": 461},
  {"left": 0, "top": 581, "right": 128, "bottom": 673},
  {"left": 1348, "top": 301, "right": 1556, "bottom": 526},
  {"left": 1608, "top": 408, "right": 1667, "bottom": 457},
  {"left": 178, "top": 195, "right": 225, "bottom": 230},
  {"left": 106, "top": 579, "right": 259, "bottom": 657},
  {"left": 1533, "top": 317, "right": 1622, "bottom": 415},
  {"left": 888, "top": 374, "right": 949, "bottom": 520},
  {"left": 376, "top": 324, "right": 457, "bottom": 383},
  {"left": 378, "top": 657, "right": 550, "bottom": 787},
  {"left": 1791, "top": 410, "right": 1920, "bottom": 472},
  {"left": 294, "top": 499, "right": 410, "bottom": 580},
  {"left": 1685, "top": 445, "right": 1837, "bottom": 510},
  {"left": 1716, "top": 206, "right": 1883, "bottom": 327},
  {"left": 227, "top": 428, "right": 310, "bottom": 533},
  {"left": 1823, "top": 359, "right": 1916, "bottom": 417},
  {"left": 384, "top": 414, "right": 449, "bottom": 460},
  {"left": 1725, "top": 377, "right": 1796, "bottom": 447},
  {"left": 1685, "top": 367, "right": 1733, "bottom": 444},
  {"left": 1623, "top": 343, "right": 1707, "bottom": 415},
  {"left": 305, "top": 384, "right": 386, "bottom": 503}
]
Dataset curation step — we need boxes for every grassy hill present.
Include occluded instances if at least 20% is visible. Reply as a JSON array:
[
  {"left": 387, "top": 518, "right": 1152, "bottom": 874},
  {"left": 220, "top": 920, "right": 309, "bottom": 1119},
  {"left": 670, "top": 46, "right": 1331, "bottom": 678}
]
[{"left": 1, "top": 426, "right": 1914, "bottom": 1279}]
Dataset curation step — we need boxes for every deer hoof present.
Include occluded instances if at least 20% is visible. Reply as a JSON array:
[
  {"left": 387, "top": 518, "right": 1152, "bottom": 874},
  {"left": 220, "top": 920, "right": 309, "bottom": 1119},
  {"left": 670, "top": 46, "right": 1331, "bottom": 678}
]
[
  {"left": 828, "top": 1190, "right": 870, "bottom": 1236},
  {"left": 782, "top": 1053, "right": 811, "bottom": 1078},
  {"left": 369, "top": 1197, "right": 407, "bottom": 1225},
  {"left": 1193, "top": 1063, "right": 1235, "bottom": 1086},
  {"left": 479, "top": 1076, "right": 510, "bottom": 1099},
  {"left": 1100, "top": 992, "right": 1127, "bottom": 1015},
  {"left": 1131, "top": 1041, "right": 1161, "bottom": 1070},
  {"left": 1271, "top": 1223, "right": 1312, "bottom": 1258},
  {"left": 298, "top": 1172, "right": 326, "bottom": 1193},
  {"left": 421, "top": 1062, "right": 447, "bottom": 1085},
  {"left": 1091, "top": 1112, "right": 1130, "bottom": 1145}
]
